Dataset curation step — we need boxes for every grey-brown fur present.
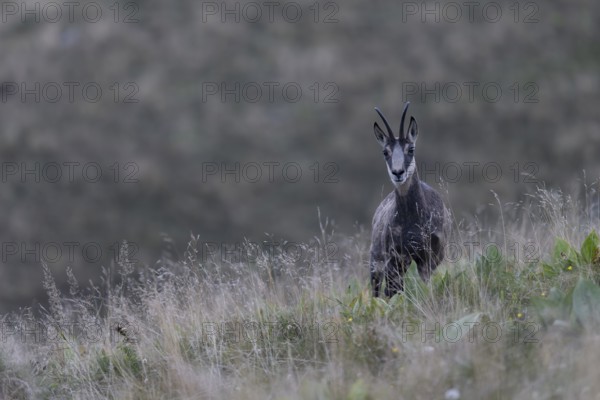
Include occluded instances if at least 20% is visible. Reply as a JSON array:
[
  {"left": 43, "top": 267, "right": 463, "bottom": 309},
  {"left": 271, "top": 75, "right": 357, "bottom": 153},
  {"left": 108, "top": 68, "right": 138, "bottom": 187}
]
[{"left": 370, "top": 103, "right": 450, "bottom": 297}]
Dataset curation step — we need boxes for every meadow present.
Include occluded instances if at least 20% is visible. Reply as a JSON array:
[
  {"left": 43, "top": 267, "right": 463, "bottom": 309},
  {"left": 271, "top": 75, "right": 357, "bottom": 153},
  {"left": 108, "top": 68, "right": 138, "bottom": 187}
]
[
  {"left": 1, "top": 188, "right": 600, "bottom": 399},
  {"left": 1, "top": 1, "right": 599, "bottom": 398}
]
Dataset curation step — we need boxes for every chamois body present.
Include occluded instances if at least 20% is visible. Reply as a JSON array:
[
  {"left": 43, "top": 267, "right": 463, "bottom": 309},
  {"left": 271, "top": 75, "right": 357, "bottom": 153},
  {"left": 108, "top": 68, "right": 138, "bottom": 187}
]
[{"left": 369, "top": 103, "right": 449, "bottom": 297}]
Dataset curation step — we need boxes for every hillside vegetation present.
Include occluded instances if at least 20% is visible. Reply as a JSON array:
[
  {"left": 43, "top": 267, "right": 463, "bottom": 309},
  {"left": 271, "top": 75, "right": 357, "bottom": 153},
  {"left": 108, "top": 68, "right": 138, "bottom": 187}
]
[
  {"left": 2, "top": 0, "right": 600, "bottom": 311},
  {"left": 1, "top": 189, "right": 600, "bottom": 399}
]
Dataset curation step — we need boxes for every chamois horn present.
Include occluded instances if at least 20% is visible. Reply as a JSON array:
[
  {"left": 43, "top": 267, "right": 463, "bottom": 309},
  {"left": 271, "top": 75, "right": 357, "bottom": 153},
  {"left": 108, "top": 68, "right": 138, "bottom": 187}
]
[
  {"left": 374, "top": 107, "right": 394, "bottom": 140},
  {"left": 399, "top": 101, "right": 410, "bottom": 139}
]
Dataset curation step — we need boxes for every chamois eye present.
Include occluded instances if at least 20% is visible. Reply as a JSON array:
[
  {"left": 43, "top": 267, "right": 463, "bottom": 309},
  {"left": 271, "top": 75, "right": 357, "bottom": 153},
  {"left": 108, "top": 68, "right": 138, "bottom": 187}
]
[
  {"left": 408, "top": 147, "right": 415, "bottom": 155},
  {"left": 383, "top": 149, "right": 390, "bottom": 157}
]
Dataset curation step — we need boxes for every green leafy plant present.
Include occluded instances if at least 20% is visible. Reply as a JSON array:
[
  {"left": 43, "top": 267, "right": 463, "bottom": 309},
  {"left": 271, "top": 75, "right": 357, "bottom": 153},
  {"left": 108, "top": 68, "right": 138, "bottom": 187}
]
[{"left": 532, "top": 278, "right": 600, "bottom": 330}]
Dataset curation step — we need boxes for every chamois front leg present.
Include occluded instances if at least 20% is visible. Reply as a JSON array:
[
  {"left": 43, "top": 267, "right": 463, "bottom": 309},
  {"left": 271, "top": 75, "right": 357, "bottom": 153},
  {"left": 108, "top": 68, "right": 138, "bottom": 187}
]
[
  {"left": 383, "top": 257, "right": 405, "bottom": 297},
  {"left": 370, "top": 257, "right": 385, "bottom": 297},
  {"left": 416, "top": 232, "right": 445, "bottom": 281},
  {"left": 370, "top": 269, "right": 383, "bottom": 297}
]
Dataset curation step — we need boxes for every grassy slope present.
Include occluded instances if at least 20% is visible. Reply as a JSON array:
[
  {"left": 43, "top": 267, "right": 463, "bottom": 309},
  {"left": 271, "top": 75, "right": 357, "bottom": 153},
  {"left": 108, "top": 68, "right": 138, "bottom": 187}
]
[{"left": 1, "top": 190, "right": 600, "bottom": 400}]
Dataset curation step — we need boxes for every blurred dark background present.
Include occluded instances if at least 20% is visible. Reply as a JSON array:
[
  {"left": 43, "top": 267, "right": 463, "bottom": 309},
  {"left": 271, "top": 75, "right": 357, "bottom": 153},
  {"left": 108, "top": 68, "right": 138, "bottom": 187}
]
[{"left": 1, "top": 0, "right": 599, "bottom": 312}]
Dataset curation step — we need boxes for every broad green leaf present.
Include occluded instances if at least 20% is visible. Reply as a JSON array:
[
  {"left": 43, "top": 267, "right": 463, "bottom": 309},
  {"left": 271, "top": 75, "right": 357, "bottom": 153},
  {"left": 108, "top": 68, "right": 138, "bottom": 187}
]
[
  {"left": 542, "top": 262, "right": 559, "bottom": 278},
  {"left": 370, "top": 297, "right": 388, "bottom": 317},
  {"left": 386, "top": 293, "right": 403, "bottom": 315},
  {"left": 580, "top": 230, "right": 600, "bottom": 265},
  {"left": 552, "top": 238, "right": 570, "bottom": 260},
  {"left": 531, "top": 287, "right": 574, "bottom": 329},
  {"left": 552, "top": 238, "right": 578, "bottom": 264},
  {"left": 571, "top": 278, "right": 600, "bottom": 329},
  {"left": 552, "top": 238, "right": 579, "bottom": 262},
  {"left": 373, "top": 297, "right": 389, "bottom": 308},
  {"left": 403, "top": 261, "right": 430, "bottom": 304}
]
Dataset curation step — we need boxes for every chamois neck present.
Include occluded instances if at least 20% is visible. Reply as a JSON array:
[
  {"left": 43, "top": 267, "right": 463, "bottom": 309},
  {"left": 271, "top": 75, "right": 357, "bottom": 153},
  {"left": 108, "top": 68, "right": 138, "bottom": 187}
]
[{"left": 394, "top": 171, "right": 423, "bottom": 210}]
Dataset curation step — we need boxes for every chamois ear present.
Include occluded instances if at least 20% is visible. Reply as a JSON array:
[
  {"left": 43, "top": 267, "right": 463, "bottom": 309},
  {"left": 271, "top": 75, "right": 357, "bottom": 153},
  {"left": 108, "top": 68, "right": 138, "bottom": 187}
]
[
  {"left": 374, "top": 122, "right": 387, "bottom": 146},
  {"left": 407, "top": 117, "right": 418, "bottom": 144}
]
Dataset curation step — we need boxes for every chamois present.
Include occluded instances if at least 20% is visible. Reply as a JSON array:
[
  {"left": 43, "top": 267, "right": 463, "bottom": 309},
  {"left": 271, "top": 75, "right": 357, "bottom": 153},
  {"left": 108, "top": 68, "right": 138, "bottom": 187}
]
[{"left": 369, "top": 102, "right": 450, "bottom": 297}]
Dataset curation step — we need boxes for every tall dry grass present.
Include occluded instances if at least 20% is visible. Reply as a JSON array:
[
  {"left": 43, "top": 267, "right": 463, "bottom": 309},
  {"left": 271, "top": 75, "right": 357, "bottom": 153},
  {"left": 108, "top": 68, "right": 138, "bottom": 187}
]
[{"left": 1, "top": 187, "right": 600, "bottom": 399}]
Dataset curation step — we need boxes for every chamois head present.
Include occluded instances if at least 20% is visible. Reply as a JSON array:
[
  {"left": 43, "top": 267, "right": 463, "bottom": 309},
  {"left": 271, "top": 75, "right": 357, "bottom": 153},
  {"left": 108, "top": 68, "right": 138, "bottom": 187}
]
[{"left": 373, "top": 102, "right": 418, "bottom": 188}]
